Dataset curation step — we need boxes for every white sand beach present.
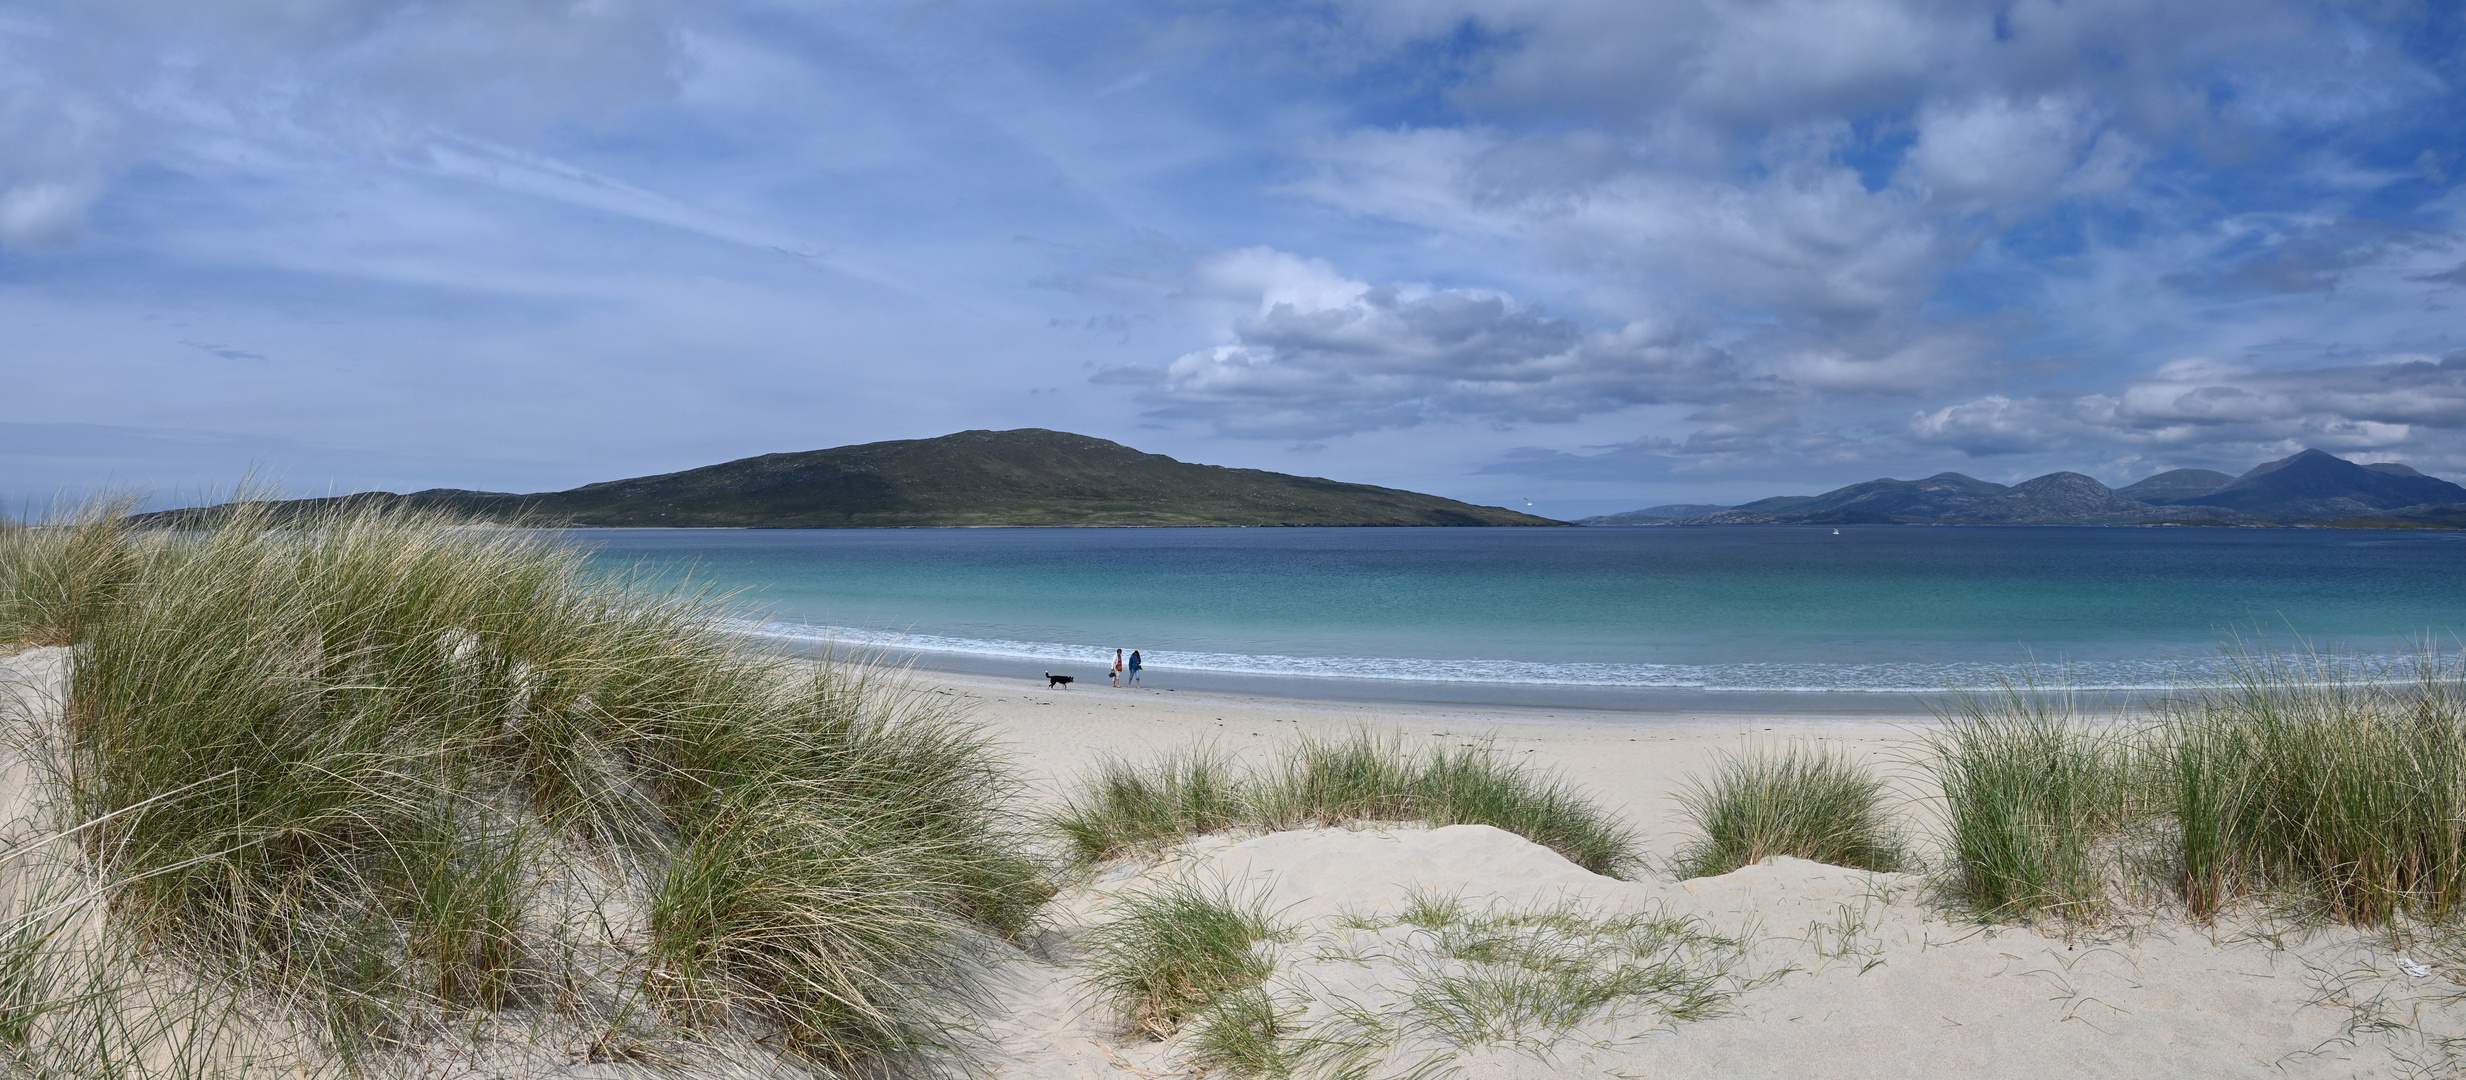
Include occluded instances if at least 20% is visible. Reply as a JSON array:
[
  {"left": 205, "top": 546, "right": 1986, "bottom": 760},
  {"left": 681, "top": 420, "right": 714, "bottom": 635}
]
[{"left": 936, "top": 671, "right": 2466, "bottom": 1080}]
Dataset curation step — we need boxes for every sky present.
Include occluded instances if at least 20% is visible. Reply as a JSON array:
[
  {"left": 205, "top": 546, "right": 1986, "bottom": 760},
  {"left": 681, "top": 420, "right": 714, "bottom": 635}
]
[{"left": 4, "top": 0, "right": 2464, "bottom": 519}]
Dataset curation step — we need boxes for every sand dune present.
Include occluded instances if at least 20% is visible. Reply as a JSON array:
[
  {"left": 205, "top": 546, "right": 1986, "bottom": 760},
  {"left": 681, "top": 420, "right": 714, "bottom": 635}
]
[
  {"left": 945, "top": 674, "right": 2466, "bottom": 1079},
  {"left": 985, "top": 820, "right": 2460, "bottom": 1079}
]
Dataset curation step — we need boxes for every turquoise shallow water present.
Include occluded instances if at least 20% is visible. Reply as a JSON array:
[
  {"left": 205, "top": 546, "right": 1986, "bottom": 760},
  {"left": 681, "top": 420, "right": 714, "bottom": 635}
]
[{"left": 564, "top": 526, "right": 2466, "bottom": 699}]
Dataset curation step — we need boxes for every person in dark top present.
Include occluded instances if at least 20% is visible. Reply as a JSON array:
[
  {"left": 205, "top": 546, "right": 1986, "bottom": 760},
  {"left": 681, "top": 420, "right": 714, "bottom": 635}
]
[{"left": 1127, "top": 650, "right": 1143, "bottom": 686}]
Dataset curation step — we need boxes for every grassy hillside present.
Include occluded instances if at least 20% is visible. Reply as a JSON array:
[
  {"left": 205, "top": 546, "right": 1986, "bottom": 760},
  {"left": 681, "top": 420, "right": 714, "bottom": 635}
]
[{"left": 131, "top": 429, "right": 1563, "bottom": 528}]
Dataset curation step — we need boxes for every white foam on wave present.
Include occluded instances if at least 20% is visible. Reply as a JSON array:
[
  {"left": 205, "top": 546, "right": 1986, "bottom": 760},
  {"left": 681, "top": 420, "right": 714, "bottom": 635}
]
[{"left": 734, "top": 619, "right": 2355, "bottom": 694}]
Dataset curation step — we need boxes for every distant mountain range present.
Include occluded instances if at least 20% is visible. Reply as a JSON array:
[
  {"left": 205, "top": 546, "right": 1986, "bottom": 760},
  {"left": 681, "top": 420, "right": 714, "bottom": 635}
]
[
  {"left": 136, "top": 429, "right": 1561, "bottom": 529},
  {"left": 1579, "top": 449, "right": 2466, "bottom": 528}
]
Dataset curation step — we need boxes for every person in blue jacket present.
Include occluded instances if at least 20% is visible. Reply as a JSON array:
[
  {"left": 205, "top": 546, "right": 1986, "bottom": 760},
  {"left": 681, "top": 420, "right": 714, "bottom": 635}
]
[{"left": 1127, "top": 650, "right": 1143, "bottom": 686}]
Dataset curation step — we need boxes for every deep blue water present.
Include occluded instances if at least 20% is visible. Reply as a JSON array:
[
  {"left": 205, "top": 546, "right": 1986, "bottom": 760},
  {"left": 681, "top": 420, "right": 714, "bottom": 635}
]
[{"left": 561, "top": 526, "right": 2466, "bottom": 699}]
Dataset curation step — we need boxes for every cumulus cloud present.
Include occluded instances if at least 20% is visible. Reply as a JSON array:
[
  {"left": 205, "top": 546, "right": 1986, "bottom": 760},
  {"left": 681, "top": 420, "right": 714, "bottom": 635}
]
[
  {"left": 1223, "top": 0, "right": 2466, "bottom": 484},
  {"left": 1908, "top": 394, "right": 2104, "bottom": 456},
  {"left": 1095, "top": 248, "right": 1746, "bottom": 438},
  {"left": 1284, "top": 3, "right": 2447, "bottom": 352},
  {"left": 1905, "top": 352, "right": 2466, "bottom": 468},
  {"left": 1904, "top": 94, "right": 2095, "bottom": 214},
  {"left": 2113, "top": 353, "right": 2466, "bottom": 436}
]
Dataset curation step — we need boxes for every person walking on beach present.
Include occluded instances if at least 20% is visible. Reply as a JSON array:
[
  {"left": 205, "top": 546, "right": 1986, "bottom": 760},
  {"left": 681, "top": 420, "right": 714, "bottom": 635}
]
[
  {"left": 1128, "top": 649, "right": 1143, "bottom": 686},
  {"left": 1112, "top": 649, "right": 1124, "bottom": 688}
]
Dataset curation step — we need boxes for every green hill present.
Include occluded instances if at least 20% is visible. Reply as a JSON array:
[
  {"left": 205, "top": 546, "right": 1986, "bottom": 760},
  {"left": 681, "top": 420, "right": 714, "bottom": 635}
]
[{"left": 135, "top": 429, "right": 1564, "bottom": 528}]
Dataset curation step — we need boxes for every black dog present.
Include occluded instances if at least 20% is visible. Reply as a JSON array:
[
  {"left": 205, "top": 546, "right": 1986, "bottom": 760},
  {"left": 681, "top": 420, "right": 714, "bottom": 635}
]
[{"left": 1044, "top": 672, "right": 1075, "bottom": 688}]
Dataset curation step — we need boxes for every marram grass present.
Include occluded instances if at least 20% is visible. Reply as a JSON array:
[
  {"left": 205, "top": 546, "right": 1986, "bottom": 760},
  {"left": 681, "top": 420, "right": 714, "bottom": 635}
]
[
  {"left": 1185, "top": 985, "right": 1294, "bottom": 1079},
  {"left": 2158, "top": 643, "right": 2466, "bottom": 925},
  {"left": 1053, "top": 730, "right": 1641, "bottom": 877},
  {"left": 1205, "top": 897, "right": 1758, "bottom": 1079},
  {"left": 1052, "top": 748, "right": 1250, "bottom": 860},
  {"left": 1923, "top": 645, "right": 2466, "bottom": 928},
  {"left": 1670, "top": 743, "right": 1911, "bottom": 879},
  {"left": 1077, "top": 879, "right": 1286, "bottom": 1039},
  {"left": 0, "top": 498, "right": 145, "bottom": 649},
  {"left": 2, "top": 500, "right": 1051, "bottom": 1073},
  {"left": 1923, "top": 678, "right": 2129, "bottom": 921}
]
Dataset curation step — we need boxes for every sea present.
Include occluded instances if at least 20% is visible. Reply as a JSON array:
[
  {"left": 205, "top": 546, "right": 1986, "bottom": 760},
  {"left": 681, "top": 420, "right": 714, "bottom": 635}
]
[{"left": 562, "top": 525, "right": 2466, "bottom": 714}]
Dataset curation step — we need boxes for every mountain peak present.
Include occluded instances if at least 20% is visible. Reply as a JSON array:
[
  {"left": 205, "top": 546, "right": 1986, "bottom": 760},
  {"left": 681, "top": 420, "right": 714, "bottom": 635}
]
[
  {"left": 2239, "top": 447, "right": 2343, "bottom": 480},
  {"left": 2155, "top": 448, "right": 2466, "bottom": 516}
]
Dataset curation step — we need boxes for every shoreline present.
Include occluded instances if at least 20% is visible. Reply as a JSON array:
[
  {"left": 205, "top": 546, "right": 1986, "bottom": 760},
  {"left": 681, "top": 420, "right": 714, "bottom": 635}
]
[
  {"left": 797, "top": 637, "right": 2171, "bottom": 719},
  {"left": 877, "top": 646, "right": 1958, "bottom": 716},
  {"left": 898, "top": 664, "right": 1953, "bottom": 729}
]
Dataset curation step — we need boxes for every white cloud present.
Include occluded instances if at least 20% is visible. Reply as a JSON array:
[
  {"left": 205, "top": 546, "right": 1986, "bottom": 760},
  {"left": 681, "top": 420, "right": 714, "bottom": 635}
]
[
  {"left": 1294, "top": 127, "right": 1956, "bottom": 326},
  {"left": 1190, "top": 247, "right": 1375, "bottom": 317},
  {"left": 1767, "top": 324, "right": 1996, "bottom": 395},
  {"left": 1908, "top": 394, "right": 2099, "bottom": 456},
  {"left": 1284, "top": 1, "right": 2454, "bottom": 334},
  {"left": 1674, "top": 0, "right": 1959, "bottom": 125},
  {"left": 1905, "top": 95, "right": 2094, "bottom": 213},
  {"left": 1095, "top": 249, "right": 1746, "bottom": 438},
  {"left": 2116, "top": 353, "right": 2466, "bottom": 434},
  {"left": 1905, "top": 352, "right": 2466, "bottom": 467},
  {"left": 1247, "top": 0, "right": 2466, "bottom": 488}
]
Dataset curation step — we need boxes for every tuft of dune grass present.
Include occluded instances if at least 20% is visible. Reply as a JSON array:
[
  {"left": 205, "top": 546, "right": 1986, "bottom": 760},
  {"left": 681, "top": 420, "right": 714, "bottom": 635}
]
[
  {"left": 0, "top": 499, "right": 145, "bottom": 649},
  {"left": 1209, "top": 895, "right": 1758, "bottom": 1079},
  {"left": 1923, "top": 678, "right": 2128, "bottom": 922},
  {"left": 2159, "top": 642, "right": 2466, "bottom": 925},
  {"left": 1670, "top": 743, "right": 1910, "bottom": 879},
  {"left": 1077, "top": 879, "right": 1286, "bottom": 1040},
  {"left": 1186, "top": 985, "right": 1294, "bottom": 1078},
  {"left": 3, "top": 499, "right": 1052, "bottom": 1072},
  {"left": 1052, "top": 749, "right": 1250, "bottom": 861},
  {"left": 1053, "top": 730, "right": 1641, "bottom": 877},
  {"left": 1920, "top": 647, "right": 2466, "bottom": 928}
]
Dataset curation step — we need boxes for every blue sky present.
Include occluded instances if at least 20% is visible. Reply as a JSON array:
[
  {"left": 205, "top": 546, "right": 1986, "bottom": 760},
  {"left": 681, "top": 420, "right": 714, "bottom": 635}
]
[{"left": 4, "top": 0, "right": 2464, "bottom": 518}]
